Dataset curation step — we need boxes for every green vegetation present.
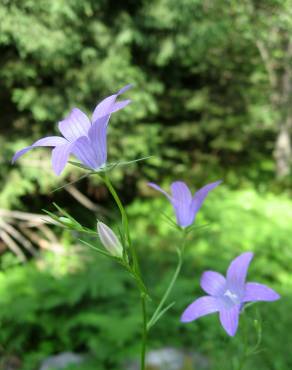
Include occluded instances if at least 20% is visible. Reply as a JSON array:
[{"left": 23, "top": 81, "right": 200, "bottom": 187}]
[
  {"left": 0, "top": 188, "right": 291, "bottom": 369},
  {"left": 2, "top": 0, "right": 292, "bottom": 206},
  {"left": 1, "top": 0, "right": 292, "bottom": 369}
]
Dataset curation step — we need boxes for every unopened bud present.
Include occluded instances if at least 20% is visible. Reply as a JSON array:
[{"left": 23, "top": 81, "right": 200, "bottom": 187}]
[
  {"left": 59, "top": 217, "right": 75, "bottom": 226},
  {"left": 97, "top": 221, "right": 123, "bottom": 258}
]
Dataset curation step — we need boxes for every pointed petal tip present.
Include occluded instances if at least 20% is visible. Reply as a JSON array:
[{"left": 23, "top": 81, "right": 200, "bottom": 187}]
[
  {"left": 207, "top": 179, "right": 223, "bottom": 189},
  {"left": 123, "top": 98, "right": 131, "bottom": 105},
  {"left": 268, "top": 291, "right": 281, "bottom": 301},
  {"left": 52, "top": 160, "right": 63, "bottom": 176},
  {"left": 11, "top": 147, "right": 32, "bottom": 163},
  {"left": 219, "top": 306, "right": 240, "bottom": 337},
  {"left": 147, "top": 182, "right": 171, "bottom": 200},
  {"left": 12, "top": 151, "right": 22, "bottom": 163},
  {"left": 171, "top": 180, "right": 188, "bottom": 187},
  {"left": 118, "top": 84, "right": 133, "bottom": 94},
  {"left": 110, "top": 99, "right": 132, "bottom": 114},
  {"left": 92, "top": 86, "right": 132, "bottom": 121},
  {"left": 242, "top": 251, "right": 254, "bottom": 259},
  {"left": 233, "top": 251, "right": 254, "bottom": 263},
  {"left": 147, "top": 181, "right": 160, "bottom": 190},
  {"left": 226, "top": 329, "right": 237, "bottom": 337},
  {"left": 221, "top": 321, "right": 237, "bottom": 337},
  {"left": 265, "top": 290, "right": 280, "bottom": 301},
  {"left": 53, "top": 162, "right": 65, "bottom": 176},
  {"left": 180, "top": 314, "right": 191, "bottom": 323},
  {"left": 70, "top": 107, "right": 82, "bottom": 114},
  {"left": 11, "top": 151, "right": 19, "bottom": 163},
  {"left": 180, "top": 306, "right": 199, "bottom": 323}
]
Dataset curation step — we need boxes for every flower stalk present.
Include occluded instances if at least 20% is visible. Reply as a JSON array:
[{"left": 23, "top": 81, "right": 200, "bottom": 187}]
[
  {"left": 98, "top": 172, "right": 148, "bottom": 370},
  {"left": 141, "top": 293, "right": 148, "bottom": 370},
  {"left": 101, "top": 173, "right": 141, "bottom": 275},
  {"left": 147, "top": 228, "right": 187, "bottom": 330}
]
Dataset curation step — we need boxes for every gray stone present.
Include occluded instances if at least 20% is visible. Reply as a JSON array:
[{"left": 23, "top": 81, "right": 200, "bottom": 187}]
[
  {"left": 146, "top": 348, "right": 185, "bottom": 370},
  {"left": 127, "top": 347, "right": 209, "bottom": 370},
  {"left": 39, "top": 352, "right": 84, "bottom": 370}
]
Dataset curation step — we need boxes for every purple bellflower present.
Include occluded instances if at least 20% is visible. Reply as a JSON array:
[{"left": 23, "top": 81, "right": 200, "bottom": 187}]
[
  {"left": 148, "top": 180, "right": 221, "bottom": 227},
  {"left": 12, "top": 85, "right": 132, "bottom": 175},
  {"left": 181, "top": 252, "right": 280, "bottom": 336}
]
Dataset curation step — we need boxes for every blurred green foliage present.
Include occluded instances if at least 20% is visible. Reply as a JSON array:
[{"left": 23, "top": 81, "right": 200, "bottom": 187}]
[
  {"left": 2, "top": 0, "right": 292, "bottom": 209},
  {"left": 0, "top": 187, "right": 291, "bottom": 369}
]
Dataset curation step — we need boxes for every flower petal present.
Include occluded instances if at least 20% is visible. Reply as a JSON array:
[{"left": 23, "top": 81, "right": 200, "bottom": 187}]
[
  {"left": 71, "top": 136, "right": 103, "bottom": 170},
  {"left": 226, "top": 252, "right": 254, "bottom": 292},
  {"left": 170, "top": 181, "right": 193, "bottom": 227},
  {"left": 87, "top": 115, "right": 109, "bottom": 167},
  {"left": 92, "top": 84, "right": 132, "bottom": 122},
  {"left": 243, "top": 282, "right": 280, "bottom": 302},
  {"left": 181, "top": 296, "right": 221, "bottom": 323},
  {"left": 170, "top": 181, "right": 192, "bottom": 203},
  {"left": 58, "top": 108, "right": 91, "bottom": 141},
  {"left": 148, "top": 183, "right": 171, "bottom": 201},
  {"left": 111, "top": 99, "right": 131, "bottom": 114},
  {"left": 51, "top": 142, "right": 75, "bottom": 175},
  {"left": 219, "top": 305, "right": 240, "bottom": 336},
  {"left": 200, "top": 271, "right": 226, "bottom": 296},
  {"left": 118, "top": 84, "right": 133, "bottom": 94},
  {"left": 191, "top": 180, "right": 222, "bottom": 215},
  {"left": 12, "top": 136, "right": 67, "bottom": 163}
]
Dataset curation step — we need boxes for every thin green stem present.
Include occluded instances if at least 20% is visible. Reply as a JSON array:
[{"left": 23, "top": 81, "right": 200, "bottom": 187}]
[
  {"left": 237, "top": 356, "right": 246, "bottom": 370},
  {"left": 147, "top": 229, "right": 187, "bottom": 330},
  {"left": 147, "top": 249, "right": 182, "bottom": 329},
  {"left": 237, "top": 314, "right": 248, "bottom": 370},
  {"left": 237, "top": 312, "right": 262, "bottom": 370},
  {"left": 124, "top": 263, "right": 149, "bottom": 297},
  {"left": 140, "top": 294, "right": 148, "bottom": 370},
  {"left": 101, "top": 173, "right": 140, "bottom": 274},
  {"left": 97, "top": 173, "right": 148, "bottom": 370}
]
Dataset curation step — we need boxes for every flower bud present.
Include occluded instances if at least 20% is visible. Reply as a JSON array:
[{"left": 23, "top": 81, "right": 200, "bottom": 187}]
[
  {"left": 59, "top": 217, "right": 75, "bottom": 227},
  {"left": 97, "top": 221, "right": 123, "bottom": 258}
]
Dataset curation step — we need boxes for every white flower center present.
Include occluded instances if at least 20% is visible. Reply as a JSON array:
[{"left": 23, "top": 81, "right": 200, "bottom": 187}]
[{"left": 223, "top": 289, "right": 240, "bottom": 305}]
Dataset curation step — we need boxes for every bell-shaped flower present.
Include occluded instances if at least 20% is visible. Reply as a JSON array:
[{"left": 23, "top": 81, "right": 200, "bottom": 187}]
[
  {"left": 12, "top": 85, "right": 132, "bottom": 175},
  {"left": 181, "top": 252, "right": 280, "bottom": 336},
  {"left": 148, "top": 180, "right": 221, "bottom": 227},
  {"left": 97, "top": 221, "right": 123, "bottom": 258}
]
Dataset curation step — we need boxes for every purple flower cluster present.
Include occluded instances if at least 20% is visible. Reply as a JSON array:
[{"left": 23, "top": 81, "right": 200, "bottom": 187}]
[{"left": 12, "top": 85, "right": 280, "bottom": 337}]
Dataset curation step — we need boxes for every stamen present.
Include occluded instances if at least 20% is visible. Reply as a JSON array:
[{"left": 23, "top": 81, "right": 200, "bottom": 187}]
[{"left": 224, "top": 289, "right": 239, "bottom": 304}]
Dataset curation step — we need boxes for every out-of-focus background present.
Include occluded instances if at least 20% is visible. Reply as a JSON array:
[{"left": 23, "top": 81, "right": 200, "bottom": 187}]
[{"left": 0, "top": 1, "right": 292, "bottom": 369}]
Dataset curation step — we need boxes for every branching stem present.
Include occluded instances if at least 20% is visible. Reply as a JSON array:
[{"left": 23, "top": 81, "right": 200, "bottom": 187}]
[{"left": 147, "top": 229, "right": 187, "bottom": 330}]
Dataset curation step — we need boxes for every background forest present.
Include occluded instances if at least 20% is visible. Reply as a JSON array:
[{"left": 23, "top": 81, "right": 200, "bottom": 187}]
[{"left": 0, "top": 0, "right": 292, "bottom": 369}]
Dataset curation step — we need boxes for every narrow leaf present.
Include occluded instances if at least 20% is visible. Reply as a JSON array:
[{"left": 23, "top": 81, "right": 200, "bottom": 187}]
[{"left": 147, "top": 301, "right": 176, "bottom": 330}]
